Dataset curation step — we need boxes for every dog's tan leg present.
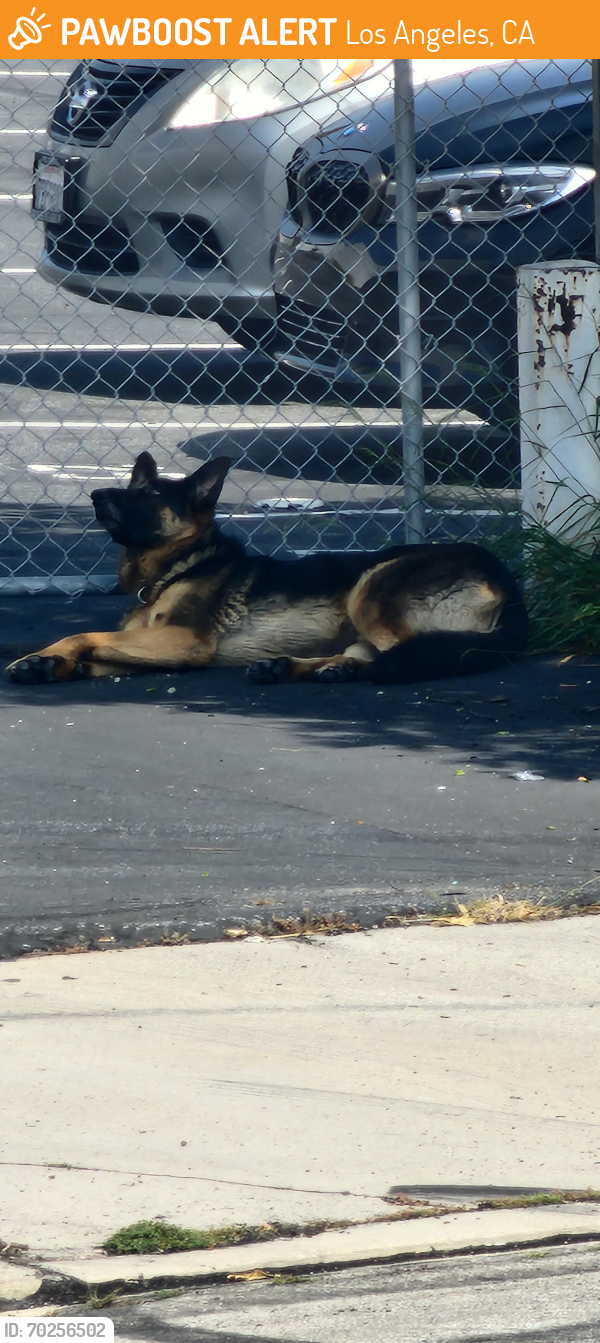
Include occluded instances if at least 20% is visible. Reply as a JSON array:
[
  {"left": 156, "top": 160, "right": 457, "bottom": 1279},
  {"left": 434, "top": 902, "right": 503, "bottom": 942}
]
[
  {"left": 6, "top": 627, "right": 215, "bottom": 684},
  {"left": 247, "top": 642, "right": 375, "bottom": 685}
]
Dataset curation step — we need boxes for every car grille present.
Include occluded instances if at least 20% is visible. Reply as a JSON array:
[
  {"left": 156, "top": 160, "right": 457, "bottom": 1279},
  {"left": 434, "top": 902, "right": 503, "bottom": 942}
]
[
  {"left": 276, "top": 296, "right": 347, "bottom": 368},
  {"left": 298, "top": 159, "right": 374, "bottom": 234},
  {"left": 51, "top": 62, "right": 185, "bottom": 145},
  {"left": 45, "top": 217, "right": 139, "bottom": 275}
]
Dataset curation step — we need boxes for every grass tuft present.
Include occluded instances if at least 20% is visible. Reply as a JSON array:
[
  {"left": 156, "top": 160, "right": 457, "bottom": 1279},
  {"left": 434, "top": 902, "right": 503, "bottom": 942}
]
[
  {"left": 102, "top": 1218, "right": 350, "bottom": 1256},
  {"left": 270, "top": 1274, "right": 311, "bottom": 1285},
  {"left": 491, "top": 524, "right": 600, "bottom": 655},
  {"left": 102, "top": 1221, "right": 247, "bottom": 1255},
  {"left": 479, "top": 1189, "right": 600, "bottom": 1210},
  {"left": 86, "top": 1291, "right": 120, "bottom": 1309}
]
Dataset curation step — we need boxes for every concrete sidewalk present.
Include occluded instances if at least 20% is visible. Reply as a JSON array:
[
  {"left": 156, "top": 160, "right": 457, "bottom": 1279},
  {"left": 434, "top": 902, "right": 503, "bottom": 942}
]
[{"left": 1, "top": 920, "right": 599, "bottom": 1267}]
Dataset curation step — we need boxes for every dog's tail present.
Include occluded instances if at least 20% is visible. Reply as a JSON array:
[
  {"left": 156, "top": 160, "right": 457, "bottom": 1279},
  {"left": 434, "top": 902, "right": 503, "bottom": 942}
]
[{"left": 366, "top": 596, "right": 529, "bottom": 685}]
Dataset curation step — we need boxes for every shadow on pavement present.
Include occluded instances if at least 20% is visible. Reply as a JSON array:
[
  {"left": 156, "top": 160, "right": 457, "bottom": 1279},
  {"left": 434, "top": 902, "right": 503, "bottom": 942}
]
[
  {"left": 179, "top": 423, "right": 517, "bottom": 488},
  {"left": 1, "top": 593, "right": 599, "bottom": 784},
  {"left": 106, "top": 1315, "right": 286, "bottom": 1343},
  {"left": 0, "top": 347, "right": 383, "bottom": 408}
]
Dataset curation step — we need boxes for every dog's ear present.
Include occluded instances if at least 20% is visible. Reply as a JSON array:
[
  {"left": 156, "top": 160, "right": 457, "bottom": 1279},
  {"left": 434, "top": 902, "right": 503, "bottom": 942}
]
[
  {"left": 185, "top": 457, "right": 232, "bottom": 511},
  {"left": 129, "top": 451, "right": 159, "bottom": 490}
]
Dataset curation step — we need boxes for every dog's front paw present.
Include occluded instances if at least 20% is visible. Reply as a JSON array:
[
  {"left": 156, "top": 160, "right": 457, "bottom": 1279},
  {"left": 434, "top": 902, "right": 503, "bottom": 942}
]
[
  {"left": 247, "top": 657, "right": 293, "bottom": 685},
  {"left": 6, "top": 654, "right": 86, "bottom": 684},
  {"left": 314, "top": 659, "right": 361, "bottom": 683}
]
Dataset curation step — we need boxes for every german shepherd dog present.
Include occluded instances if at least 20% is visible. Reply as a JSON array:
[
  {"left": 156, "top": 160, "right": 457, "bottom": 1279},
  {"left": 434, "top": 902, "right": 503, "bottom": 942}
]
[{"left": 6, "top": 453, "right": 528, "bottom": 685}]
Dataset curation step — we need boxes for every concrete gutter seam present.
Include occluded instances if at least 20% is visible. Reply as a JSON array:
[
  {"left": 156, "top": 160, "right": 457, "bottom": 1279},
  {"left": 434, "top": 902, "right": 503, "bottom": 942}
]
[
  {"left": 3, "top": 893, "right": 600, "bottom": 962},
  {"left": 3, "top": 1206, "right": 600, "bottom": 1311}
]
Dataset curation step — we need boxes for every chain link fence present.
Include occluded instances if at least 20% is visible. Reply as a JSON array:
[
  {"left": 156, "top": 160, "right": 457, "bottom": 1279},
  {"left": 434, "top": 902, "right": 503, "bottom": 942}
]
[{"left": 0, "top": 56, "right": 595, "bottom": 592}]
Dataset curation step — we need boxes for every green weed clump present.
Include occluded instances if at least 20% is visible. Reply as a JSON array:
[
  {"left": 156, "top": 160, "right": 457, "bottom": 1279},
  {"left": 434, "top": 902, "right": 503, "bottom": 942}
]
[
  {"left": 102, "top": 1220, "right": 248, "bottom": 1255},
  {"left": 480, "top": 1189, "right": 600, "bottom": 1210},
  {"left": 102, "top": 1217, "right": 338, "bottom": 1256},
  {"left": 493, "top": 525, "right": 600, "bottom": 655}
]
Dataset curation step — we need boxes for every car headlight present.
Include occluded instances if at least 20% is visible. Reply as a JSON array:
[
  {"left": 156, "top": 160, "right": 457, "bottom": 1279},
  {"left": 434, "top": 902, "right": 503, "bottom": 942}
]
[
  {"left": 169, "top": 59, "right": 391, "bottom": 128},
  {"left": 385, "top": 163, "right": 595, "bottom": 222}
]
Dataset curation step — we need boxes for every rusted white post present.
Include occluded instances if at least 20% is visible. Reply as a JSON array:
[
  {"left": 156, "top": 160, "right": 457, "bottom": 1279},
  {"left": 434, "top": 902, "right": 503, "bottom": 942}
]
[{"left": 517, "top": 261, "right": 600, "bottom": 549}]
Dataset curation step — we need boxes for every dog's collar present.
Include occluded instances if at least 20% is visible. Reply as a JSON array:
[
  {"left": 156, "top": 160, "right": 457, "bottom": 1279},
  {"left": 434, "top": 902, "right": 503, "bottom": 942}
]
[{"left": 136, "top": 543, "right": 219, "bottom": 608}]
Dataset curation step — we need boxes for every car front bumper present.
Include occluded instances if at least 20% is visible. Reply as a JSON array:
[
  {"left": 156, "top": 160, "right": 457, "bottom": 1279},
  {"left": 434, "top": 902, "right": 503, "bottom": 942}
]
[
  {"left": 35, "top": 76, "right": 390, "bottom": 328},
  {"left": 272, "top": 231, "right": 518, "bottom": 395},
  {"left": 272, "top": 191, "right": 596, "bottom": 402}
]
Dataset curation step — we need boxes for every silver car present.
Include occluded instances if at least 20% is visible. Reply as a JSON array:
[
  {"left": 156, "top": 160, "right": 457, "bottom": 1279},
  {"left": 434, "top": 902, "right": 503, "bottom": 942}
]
[{"left": 33, "top": 58, "right": 393, "bottom": 349}]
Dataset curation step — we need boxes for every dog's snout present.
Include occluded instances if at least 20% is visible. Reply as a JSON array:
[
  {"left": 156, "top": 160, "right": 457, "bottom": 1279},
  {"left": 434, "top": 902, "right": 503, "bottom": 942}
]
[
  {"left": 92, "top": 489, "right": 119, "bottom": 517},
  {"left": 91, "top": 490, "right": 124, "bottom": 536}
]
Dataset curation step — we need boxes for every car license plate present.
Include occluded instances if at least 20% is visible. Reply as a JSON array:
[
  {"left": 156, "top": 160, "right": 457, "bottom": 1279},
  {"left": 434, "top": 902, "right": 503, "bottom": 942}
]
[{"left": 32, "top": 155, "right": 65, "bottom": 223}]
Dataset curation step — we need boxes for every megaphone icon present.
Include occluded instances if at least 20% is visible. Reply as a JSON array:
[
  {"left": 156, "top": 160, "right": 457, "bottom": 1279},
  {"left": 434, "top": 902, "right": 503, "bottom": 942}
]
[{"left": 9, "top": 8, "right": 49, "bottom": 48}]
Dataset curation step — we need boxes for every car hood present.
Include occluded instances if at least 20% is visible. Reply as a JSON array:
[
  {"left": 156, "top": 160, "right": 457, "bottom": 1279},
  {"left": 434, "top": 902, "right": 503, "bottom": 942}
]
[{"left": 310, "top": 59, "right": 592, "bottom": 170}]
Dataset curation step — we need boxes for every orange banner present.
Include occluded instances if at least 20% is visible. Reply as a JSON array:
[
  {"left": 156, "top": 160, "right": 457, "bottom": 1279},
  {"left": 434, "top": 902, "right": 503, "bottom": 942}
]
[{"left": 1, "top": 3, "right": 597, "bottom": 60}]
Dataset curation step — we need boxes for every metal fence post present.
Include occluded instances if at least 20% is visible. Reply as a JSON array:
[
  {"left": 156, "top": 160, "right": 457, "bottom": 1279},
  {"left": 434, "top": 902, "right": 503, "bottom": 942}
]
[
  {"left": 593, "top": 60, "right": 600, "bottom": 266},
  {"left": 393, "top": 59, "right": 425, "bottom": 545}
]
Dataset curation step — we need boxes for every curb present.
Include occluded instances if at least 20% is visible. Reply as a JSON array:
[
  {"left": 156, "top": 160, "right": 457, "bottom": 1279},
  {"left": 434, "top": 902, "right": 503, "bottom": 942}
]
[
  {"left": 4, "top": 1205, "right": 600, "bottom": 1310},
  {"left": 0, "top": 1263, "right": 45, "bottom": 1310},
  {"left": 2, "top": 889, "right": 600, "bottom": 962}
]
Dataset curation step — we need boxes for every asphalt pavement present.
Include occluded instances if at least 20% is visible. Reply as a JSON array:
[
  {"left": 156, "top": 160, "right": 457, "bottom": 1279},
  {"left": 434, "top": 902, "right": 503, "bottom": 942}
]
[
  {"left": 54, "top": 1246, "right": 600, "bottom": 1343},
  {"left": 84, "top": 1246, "right": 600, "bottom": 1343},
  {"left": 1, "top": 592, "right": 600, "bottom": 955}
]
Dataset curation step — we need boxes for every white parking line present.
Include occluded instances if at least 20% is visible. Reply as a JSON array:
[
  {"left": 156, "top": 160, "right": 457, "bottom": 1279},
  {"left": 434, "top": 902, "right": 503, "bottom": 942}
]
[
  {"left": 0, "top": 413, "right": 485, "bottom": 430},
  {"left": 0, "top": 70, "right": 70, "bottom": 77},
  {"left": 27, "top": 464, "right": 186, "bottom": 480},
  {"left": 0, "top": 420, "right": 237, "bottom": 429},
  {"left": 29, "top": 463, "right": 136, "bottom": 471},
  {"left": 0, "top": 128, "right": 46, "bottom": 135},
  {"left": 1, "top": 268, "right": 36, "bottom": 273},
  {"left": 0, "top": 194, "right": 32, "bottom": 201},
  {"left": 0, "top": 341, "right": 239, "bottom": 351}
]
